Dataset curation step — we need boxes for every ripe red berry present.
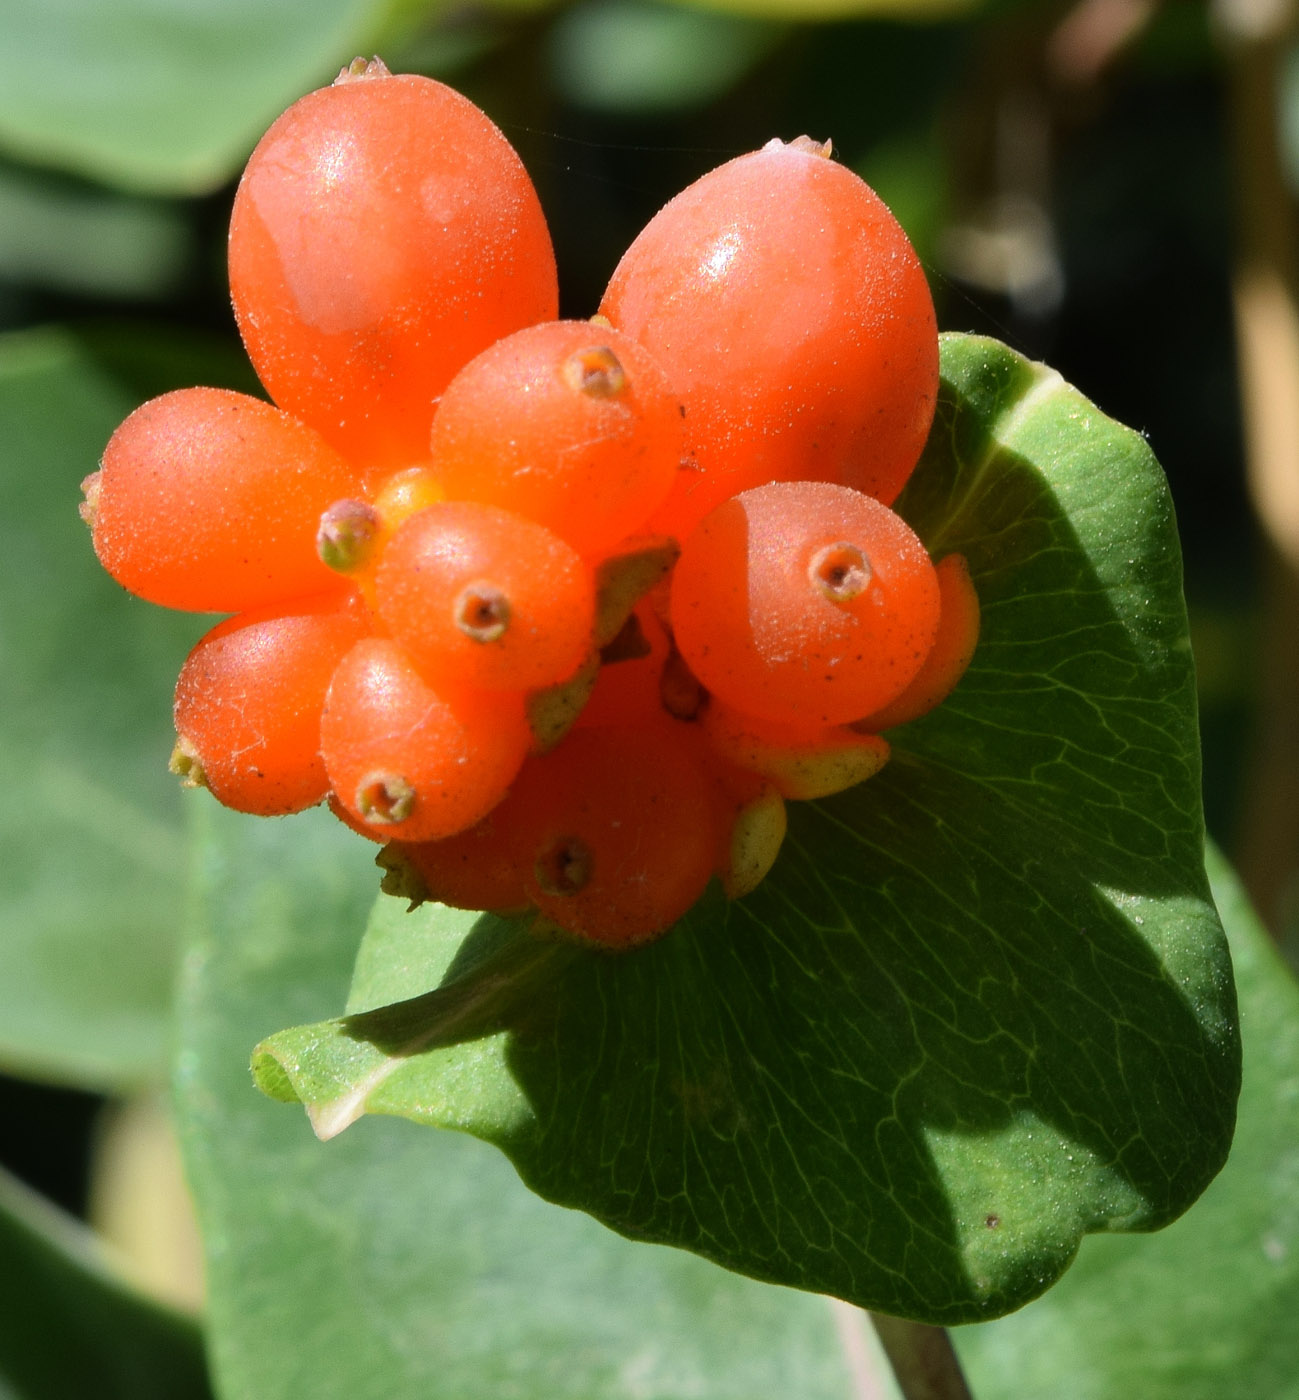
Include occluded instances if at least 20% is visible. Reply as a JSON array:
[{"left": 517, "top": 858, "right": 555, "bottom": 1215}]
[
  {"left": 383, "top": 818, "right": 531, "bottom": 916},
  {"left": 430, "top": 321, "right": 683, "bottom": 558},
  {"left": 84, "top": 66, "right": 958, "bottom": 951},
  {"left": 601, "top": 138, "right": 937, "bottom": 541},
  {"left": 671, "top": 480, "right": 941, "bottom": 727},
  {"left": 489, "top": 724, "right": 725, "bottom": 947},
  {"left": 229, "top": 65, "right": 558, "bottom": 476},
  {"left": 578, "top": 603, "right": 672, "bottom": 729},
  {"left": 173, "top": 591, "right": 369, "bottom": 815},
  {"left": 375, "top": 502, "right": 596, "bottom": 692},
  {"left": 89, "top": 388, "right": 363, "bottom": 612},
  {"left": 321, "top": 638, "right": 531, "bottom": 843},
  {"left": 856, "top": 552, "right": 981, "bottom": 731}
]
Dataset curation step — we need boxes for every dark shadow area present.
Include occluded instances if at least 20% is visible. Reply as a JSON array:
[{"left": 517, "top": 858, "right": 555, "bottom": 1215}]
[
  {"left": 0, "top": 1074, "right": 103, "bottom": 1218},
  {"left": 0, "top": 1168, "right": 213, "bottom": 1400}
]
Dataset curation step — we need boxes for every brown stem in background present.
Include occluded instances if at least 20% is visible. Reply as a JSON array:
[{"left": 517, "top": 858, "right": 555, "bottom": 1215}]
[
  {"left": 869, "top": 1313, "right": 976, "bottom": 1400},
  {"left": 1046, "top": 0, "right": 1162, "bottom": 88},
  {"left": 1219, "top": 0, "right": 1299, "bottom": 934}
]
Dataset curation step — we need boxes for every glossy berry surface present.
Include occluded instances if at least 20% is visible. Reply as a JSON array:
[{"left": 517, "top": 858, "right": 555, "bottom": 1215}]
[
  {"left": 90, "top": 388, "right": 362, "bottom": 612},
  {"left": 486, "top": 724, "right": 725, "bottom": 947},
  {"left": 856, "top": 552, "right": 980, "bottom": 732},
  {"left": 602, "top": 138, "right": 938, "bottom": 540},
  {"left": 174, "top": 591, "right": 369, "bottom": 816},
  {"left": 375, "top": 502, "right": 596, "bottom": 692},
  {"left": 83, "top": 64, "right": 959, "bottom": 951},
  {"left": 320, "top": 638, "right": 532, "bottom": 844},
  {"left": 229, "top": 66, "right": 558, "bottom": 476},
  {"left": 386, "top": 819, "right": 530, "bottom": 916},
  {"left": 430, "top": 320, "right": 683, "bottom": 558},
  {"left": 671, "top": 480, "right": 941, "bottom": 727}
]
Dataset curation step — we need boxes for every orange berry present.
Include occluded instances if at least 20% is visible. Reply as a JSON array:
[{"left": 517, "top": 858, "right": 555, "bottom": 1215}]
[
  {"left": 384, "top": 818, "right": 531, "bottom": 916},
  {"left": 857, "top": 553, "right": 981, "bottom": 731},
  {"left": 91, "top": 388, "right": 363, "bottom": 612},
  {"left": 492, "top": 725, "right": 724, "bottom": 947},
  {"left": 578, "top": 603, "right": 672, "bottom": 729},
  {"left": 671, "top": 481, "right": 941, "bottom": 727},
  {"left": 229, "top": 68, "right": 558, "bottom": 476},
  {"left": 375, "top": 503, "right": 596, "bottom": 692},
  {"left": 430, "top": 321, "right": 683, "bottom": 557},
  {"left": 601, "top": 138, "right": 937, "bottom": 540},
  {"left": 173, "top": 591, "right": 369, "bottom": 816},
  {"left": 320, "top": 638, "right": 531, "bottom": 844}
]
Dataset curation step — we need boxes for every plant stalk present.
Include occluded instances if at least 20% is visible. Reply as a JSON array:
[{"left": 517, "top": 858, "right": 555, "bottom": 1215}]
[{"left": 869, "top": 1314, "right": 975, "bottom": 1400}]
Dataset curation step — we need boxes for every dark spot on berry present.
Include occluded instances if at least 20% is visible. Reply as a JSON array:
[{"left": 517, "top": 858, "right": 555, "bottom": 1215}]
[{"left": 536, "top": 836, "right": 593, "bottom": 896}]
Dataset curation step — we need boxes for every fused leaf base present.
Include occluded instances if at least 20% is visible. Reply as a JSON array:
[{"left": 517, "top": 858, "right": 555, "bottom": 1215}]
[{"left": 255, "top": 333, "right": 1239, "bottom": 1323}]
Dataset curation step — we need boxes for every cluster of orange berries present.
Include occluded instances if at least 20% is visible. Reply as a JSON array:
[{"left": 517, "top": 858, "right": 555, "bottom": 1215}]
[{"left": 82, "top": 58, "right": 978, "bottom": 948}]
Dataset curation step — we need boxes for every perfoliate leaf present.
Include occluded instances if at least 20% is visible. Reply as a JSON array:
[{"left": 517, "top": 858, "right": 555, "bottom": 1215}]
[
  {"left": 955, "top": 846, "right": 1299, "bottom": 1399},
  {"left": 256, "top": 333, "right": 1239, "bottom": 1323},
  {"left": 177, "top": 803, "right": 894, "bottom": 1400}
]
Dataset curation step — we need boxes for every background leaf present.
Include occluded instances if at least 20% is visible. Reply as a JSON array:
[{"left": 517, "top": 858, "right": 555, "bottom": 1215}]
[
  {"left": 0, "top": 1166, "right": 211, "bottom": 1399},
  {"left": 0, "top": 327, "right": 224, "bottom": 1088},
  {"left": 547, "top": 1, "right": 787, "bottom": 115},
  {"left": 0, "top": 166, "right": 192, "bottom": 301},
  {"left": 954, "top": 846, "right": 1299, "bottom": 1399},
  {"left": 257, "top": 332, "right": 1239, "bottom": 1324},
  {"left": 659, "top": 0, "right": 981, "bottom": 20},
  {"left": 0, "top": 0, "right": 409, "bottom": 194},
  {"left": 175, "top": 801, "right": 900, "bottom": 1400}
]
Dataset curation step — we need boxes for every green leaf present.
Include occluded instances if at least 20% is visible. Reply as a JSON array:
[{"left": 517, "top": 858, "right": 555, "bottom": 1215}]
[
  {"left": 547, "top": 2, "right": 787, "bottom": 115},
  {"left": 0, "top": 1166, "right": 211, "bottom": 1400},
  {"left": 256, "top": 332, "right": 1239, "bottom": 1323},
  {"left": 176, "top": 802, "right": 896, "bottom": 1400},
  {"left": 0, "top": 327, "right": 219, "bottom": 1088},
  {"left": 0, "top": 0, "right": 408, "bottom": 194},
  {"left": 0, "top": 165, "right": 192, "bottom": 301},
  {"left": 955, "top": 846, "right": 1299, "bottom": 1398},
  {"left": 657, "top": 0, "right": 981, "bottom": 19}
]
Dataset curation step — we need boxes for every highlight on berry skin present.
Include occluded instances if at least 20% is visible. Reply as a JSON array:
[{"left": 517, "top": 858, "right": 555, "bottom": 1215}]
[
  {"left": 80, "top": 58, "right": 973, "bottom": 951},
  {"left": 670, "top": 480, "right": 943, "bottom": 728}
]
